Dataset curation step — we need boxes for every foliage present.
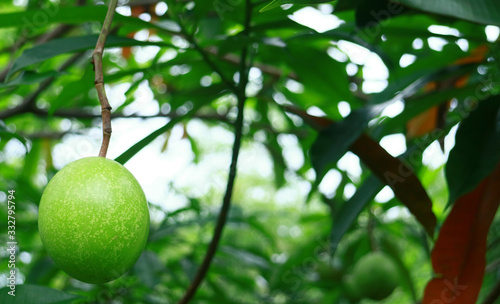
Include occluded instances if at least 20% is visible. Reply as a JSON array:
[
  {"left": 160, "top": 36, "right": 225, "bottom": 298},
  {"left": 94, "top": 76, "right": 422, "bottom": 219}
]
[{"left": 1, "top": 0, "right": 500, "bottom": 303}]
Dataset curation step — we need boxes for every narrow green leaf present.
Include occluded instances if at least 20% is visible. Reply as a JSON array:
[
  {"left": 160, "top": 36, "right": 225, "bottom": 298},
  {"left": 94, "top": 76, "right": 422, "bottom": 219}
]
[
  {"left": 115, "top": 117, "right": 183, "bottom": 165},
  {"left": 329, "top": 175, "right": 383, "bottom": 253},
  {"left": 21, "top": 138, "right": 41, "bottom": 182},
  {"left": 446, "top": 97, "right": 500, "bottom": 205},
  {"left": 0, "top": 5, "right": 158, "bottom": 31},
  {"left": 260, "top": 0, "right": 333, "bottom": 12},
  {"left": 0, "top": 284, "right": 82, "bottom": 304},
  {"left": 6, "top": 35, "right": 170, "bottom": 80},
  {"left": 0, "top": 71, "right": 59, "bottom": 88}
]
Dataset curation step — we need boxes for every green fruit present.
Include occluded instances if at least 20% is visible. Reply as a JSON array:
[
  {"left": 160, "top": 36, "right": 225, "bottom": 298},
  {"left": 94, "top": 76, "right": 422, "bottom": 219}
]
[
  {"left": 38, "top": 157, "right": 149, "bottom": 284},
  {"left": 351, "top": 252, "right": 399, "bottom": 301},
  {"left": 343, "top": 275, "right": 362, "bottom": 302}
]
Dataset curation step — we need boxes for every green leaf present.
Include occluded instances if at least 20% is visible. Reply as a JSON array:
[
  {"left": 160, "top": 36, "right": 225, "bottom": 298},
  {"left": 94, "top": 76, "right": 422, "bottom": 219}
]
[
  {"left": 0, "top": 71, "right": 59, "bottom": 88},
  {"left": 446, "top": 97, "right": 500, "bottom": 205},
  {"left": 115, "top": 117, "right": 183, "bottom": 165},
  {"left": 0, "top": 5, "right": 158, "bottom": 31},
  {"left": 375, "top": 85, "right": 480, "bottom": 137},
  {"left": 379, "top": 234, "right": 418, "bottom": 301},
  {"left": 398, "top": 0, "right": 500, "bottom": 26},
  {"left": 6, "top": 35, "right": 170, "bottom": 80},
  {"left": 49, "top": 65, "right": 95, "bottom": 115},
  {"left": 0, "top": 124, "right": 27, "bottom": 149},
  {"left": 25, "top": 257, "right": 59, "bottom": 285},
  {"left": 0, "top": 284, "right": 82, "bottom": 304},
  {"left": 354, "top": 0, "right": 405, "bottom": 28},
  {"left": 220, "top": 246, "right": 270, "bottom": 269},
  {"left": 133, "top": 251, "right": 164, "bottom": 289},
  {"left": 21, "top": 138, "right": 41, "bottom": 182},
  {"left": 329, "top": 175, "right": 383, "bottom": 253},
  {"left": 310, "top": 69, "right": 431, "bottom": 181},
  {"left": 260, "top": 0, "right": 333, "bottom": 12},
  {"left": 285, "top": 43, "right": 352, "bottom": 108}
]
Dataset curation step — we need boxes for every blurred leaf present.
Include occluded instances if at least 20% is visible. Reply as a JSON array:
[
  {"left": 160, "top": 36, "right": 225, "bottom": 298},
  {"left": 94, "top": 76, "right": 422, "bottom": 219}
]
[
  {"left": 350, "top": 135, "right": 437, "bottom": 236},
  {"left": 220, "top": 245, "right": 270, "bottom": 269},
  {"left": 423, "top": 163, "right": 500, "bottom": 303},
  {"left": 406, "top": 105, "right": 439, "bottom": 138},
  {"left": 288, "top": 25, "right": 395, "bottom": 71},
  {"left": 285, "top": 43, "right": 352, "bottom": 106},
  {"left": 25, "top": 257, "right": 58, "bottom": 285},
  {"left": 376, "top": 85, "right": 480, "bottom": 137},
  {"left": 310, "top": 69, "right": 432, "bottom": 181},
  {"left": 133, "top": 250, "right": 164, "bottom": 288},
  {"left": 0, "top": 284, "right": 82, "bottom": 304},
  {"left": 0, "top": 5, "right": 160, "bottom": 31},
  {"left": 0, "top": 124, "right": 27, "bottom": 149},
  {"left": 354, "top": 0, "right": 405, "bottom": 28},
  {"left": 260, "top": 0, "right": 333, "bottom": 12},
  {"left": 0, "top": 71, "right": 59, "bottom": 88},
  {"left": 180, "top": 258, "right": 198, "bottom": 281},
  {"left": 330, "top": 175, "right": 383, "bottom": 253},
  {"left": 49, "top": 65, "right": 95, "bottom": 115},
  {"left": 379, "top": 234, "right": 417, "bottom": 301},
  {"left": 288, "top": 107, "right": 437, "bottom": 236},
  {"left": 398, "top": 0, "right": 500, "bottom": 26},
  {"left": 6, "top": 35, "right": 170, "bottom": 80},
  {"left": 446, "top": 97, "right": 500, "bottom": 205},
  {"left": 21, "top": 138, "right": 41, "bottom": 182}
]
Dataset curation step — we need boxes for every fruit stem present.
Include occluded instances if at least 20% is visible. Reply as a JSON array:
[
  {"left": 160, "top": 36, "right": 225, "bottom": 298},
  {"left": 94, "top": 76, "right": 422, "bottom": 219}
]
[{"left": 92, "top": 0, "right": 118, "bottom": 158}]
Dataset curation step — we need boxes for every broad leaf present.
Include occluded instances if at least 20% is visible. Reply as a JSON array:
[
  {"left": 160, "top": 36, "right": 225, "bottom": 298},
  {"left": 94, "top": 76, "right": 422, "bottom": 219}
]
[
  {"left": 398, "top": 0, "right": 500, "bottom": 26},
  {"left": 0, "top": 284, "right": 82, "bottom": 304},
  {"left": 446, "top": 97, "right": 500, "bottom": 205},
  {"left": 423, "top": 163, "right": 500, "bottom": 303}
]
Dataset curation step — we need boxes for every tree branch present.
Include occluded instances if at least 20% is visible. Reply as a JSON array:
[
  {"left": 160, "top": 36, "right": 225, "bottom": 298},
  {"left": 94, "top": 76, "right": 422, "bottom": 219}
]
[
  {"left": 92, "top": 0, "right": 119, "bottom": 158},
  {"left": 176, "top": 0, "right": 252, "bottom": 303}
]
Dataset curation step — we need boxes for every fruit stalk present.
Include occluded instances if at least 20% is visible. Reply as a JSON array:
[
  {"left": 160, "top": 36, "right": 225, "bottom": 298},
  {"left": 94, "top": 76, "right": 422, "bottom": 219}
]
[{"left": 92, "top": 0, "right": 118, "bottom": 157}]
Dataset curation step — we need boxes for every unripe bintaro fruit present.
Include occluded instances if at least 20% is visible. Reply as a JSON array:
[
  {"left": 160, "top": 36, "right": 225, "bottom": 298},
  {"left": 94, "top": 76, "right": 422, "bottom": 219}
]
[
  {"left": 351, "top": 252, "right": 399, "bottom": 300},
  {"left": 38, "top": 157, "right": 149, "bottom": 284}
]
